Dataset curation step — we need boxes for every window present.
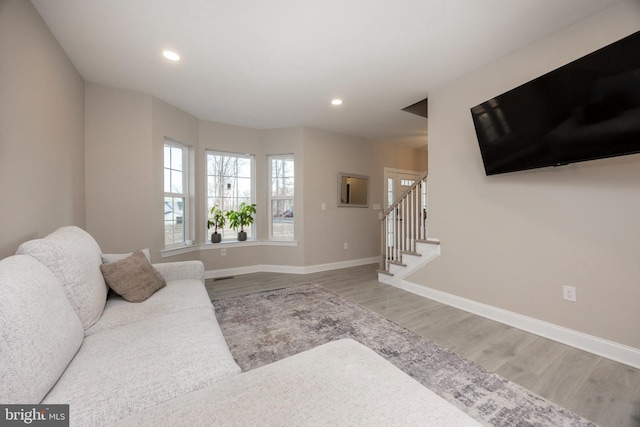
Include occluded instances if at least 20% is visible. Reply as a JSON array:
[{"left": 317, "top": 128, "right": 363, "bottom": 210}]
[
  {"left": 269, "top": 155, "right": 294, "bottom": 239},
  {"left": 164, "top": 141, "right": 189, "bottom": 247},
  {"left": 206, "top": 151, "right": 255, "bottom": 241}
]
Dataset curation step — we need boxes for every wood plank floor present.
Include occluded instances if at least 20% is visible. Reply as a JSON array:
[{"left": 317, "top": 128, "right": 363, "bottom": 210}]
[{"left": 206, "top": 263, "right": 640, "bottom": 427}]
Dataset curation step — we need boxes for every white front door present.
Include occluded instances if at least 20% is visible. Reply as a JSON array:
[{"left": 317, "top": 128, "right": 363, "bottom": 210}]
[{"left": 384, "top": 168, "right": 423, "bottom": 208}]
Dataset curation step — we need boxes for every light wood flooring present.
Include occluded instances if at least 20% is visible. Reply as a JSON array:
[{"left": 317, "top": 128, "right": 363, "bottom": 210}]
[{"left": 206, "top": 263, "right": 640, "bottom": 427}]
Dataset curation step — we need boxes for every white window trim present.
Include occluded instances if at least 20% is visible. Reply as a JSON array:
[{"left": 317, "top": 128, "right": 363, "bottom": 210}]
[
  {"left": 268, "top": 154, "right": 295, "bottom": 241},
  {"left": 164, "top": 139, "right": 190, "bottom": 248}
]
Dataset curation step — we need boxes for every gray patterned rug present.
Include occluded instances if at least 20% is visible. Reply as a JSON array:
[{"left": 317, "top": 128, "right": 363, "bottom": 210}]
[{"left": 213, "top": 284, "right": 598, "bottom": 427}]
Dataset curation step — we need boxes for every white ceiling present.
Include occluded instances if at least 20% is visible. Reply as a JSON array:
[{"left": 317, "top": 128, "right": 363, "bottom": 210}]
[{"left": 32, "top": 0, "right": 624, "bottom": 148}]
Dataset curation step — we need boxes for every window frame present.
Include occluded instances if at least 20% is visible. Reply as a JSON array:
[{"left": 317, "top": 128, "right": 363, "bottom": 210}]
[
  {"left": 268, "top": 154, "right": 295, "bottom": 241},
  {"left": 163, "top": 140, "right": 190, "bottom": 248},
  {"left": 205, "top": 150, "right": 256, "bottom": 242}
]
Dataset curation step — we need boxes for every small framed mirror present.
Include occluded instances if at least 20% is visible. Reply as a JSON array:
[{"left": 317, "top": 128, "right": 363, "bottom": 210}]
[{"left": 338, "top": 173, "right": 369, "bottom": 208}]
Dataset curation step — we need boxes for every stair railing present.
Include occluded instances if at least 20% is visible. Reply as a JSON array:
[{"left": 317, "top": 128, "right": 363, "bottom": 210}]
[{"left": 380, "top": 171, "right": 428, "bottom": 272}]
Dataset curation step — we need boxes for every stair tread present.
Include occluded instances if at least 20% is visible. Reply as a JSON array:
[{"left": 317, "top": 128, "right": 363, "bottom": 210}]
[
  {"left": 416, "top": 238, "right": 440, "bottom": 245},
  {"left": 388, "top": 260, "right": 407, "bottom": 267},
  {"left": 377, "top": 269, "right": 394, "bottom": 276},
  {"left": 401, "top": 250, "right": 421, "bottom": 256}
]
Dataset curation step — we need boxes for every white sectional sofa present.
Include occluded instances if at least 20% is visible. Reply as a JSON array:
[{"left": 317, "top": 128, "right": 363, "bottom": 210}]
[
  {"left": 0, "top": 226, "right": 480, "bottom": 426},
  {"left": 1, "top": 226, "right": 240, "bottom": 425}
]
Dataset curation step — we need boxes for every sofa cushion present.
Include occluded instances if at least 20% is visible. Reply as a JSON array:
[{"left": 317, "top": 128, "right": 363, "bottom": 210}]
[
  {"left": 100, "top": 251, "right": 166, "bottom": 302},
  {"left": 85, "top": 279, "right": 213, "bottom": 336},
  {"left": 16, "top": 226, "right": 107, "bottom": 330},
  {"left": 112, "top": 339, "right": 482, "bottom": 426},
  {"left": 0, "top": 255, "right": 84, "bottom": 404},
  {"left": 42, "top": 307, "right": 241, "bottom": 426}
]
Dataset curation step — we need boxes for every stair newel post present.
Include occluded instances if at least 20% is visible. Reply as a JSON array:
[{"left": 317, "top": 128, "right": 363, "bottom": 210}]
[
  {"left": 416, "top": 186, "right": 420, "bottom": 242},
  {"left": 407, "top": 187, "right": 412, "bottom": 253},
  {"left": 408, "top": 187, "right": 413, "bottom": 252},
  {"left": 412, "top": 186, "right": 418, "bottom": 251},
  {"left": 420, "top": 182, "right": 424, "bottom": 236},
  {"left": 394, "top": 207, "right": 399, "bottom": 262},
  {"left": 410, "top": 190, "right": 414, "bottom": 250},
  {"left": 416, "top": 186, "right": 421, "bottom": 243},
  {"left": 380, "top": 218, "right": 385, "bottom": 271},
  {"left": 400, "top": 197, "right": 410, "bottom": 261},
  {"left": 423, "top": 178, "right": 428, "bottom": 239},
  {"left": 398, "top": 204, "right": 401, "bottom": 259},
  {"left": 420, "top": 186, "right": 423, "bottom": 239}
]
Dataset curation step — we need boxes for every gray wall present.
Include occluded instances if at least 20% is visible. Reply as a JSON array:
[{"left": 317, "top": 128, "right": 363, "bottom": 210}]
[
  {"left": 85, "top": 84, "right": 153, "bottom": 254},
  {"left": 0, "top": 0, "right": 85, "bottom": 259},
  {"left": 303, "top": 128, "right": 382, "bottom": 266},
  {"left": 408, "top": 1, "right": 640, "bottom": 349}
]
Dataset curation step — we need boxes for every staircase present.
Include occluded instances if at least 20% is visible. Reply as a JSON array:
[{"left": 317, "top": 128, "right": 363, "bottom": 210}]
[{"left": 378, "top": 171, "right": 440, "bottom": 285}]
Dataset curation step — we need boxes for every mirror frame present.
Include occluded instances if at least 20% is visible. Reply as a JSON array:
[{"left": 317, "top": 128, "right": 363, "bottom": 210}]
[{"left": 337, "top": 172, "right": 369, "bottom": 208}]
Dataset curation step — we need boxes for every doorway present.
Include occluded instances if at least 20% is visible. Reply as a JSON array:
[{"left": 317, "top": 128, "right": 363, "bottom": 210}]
[{"left": 384, "top": 168, "right": 423, "bottom": 208}]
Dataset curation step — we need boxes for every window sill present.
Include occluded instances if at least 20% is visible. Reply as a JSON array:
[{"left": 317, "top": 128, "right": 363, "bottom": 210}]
[
  {"left": 261, "top": 240, "right": 298, "bottom": 247},
  {"left": 160, "top": 239, "right": 298, "bottom": 258},
  {"left": 160, "top": 244, "right": 199, "bottom": 258}
]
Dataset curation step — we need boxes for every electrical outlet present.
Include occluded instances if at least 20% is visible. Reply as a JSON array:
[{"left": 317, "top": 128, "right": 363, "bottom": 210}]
[
  {"left": 343, "top": 242, "right": 348, "bottom": 250},
  {"left": 221, "top": 248, "right": 227, "bottom": 256},
  {"left": 563, "top": 285, "right": 576, "bottom": 302}
]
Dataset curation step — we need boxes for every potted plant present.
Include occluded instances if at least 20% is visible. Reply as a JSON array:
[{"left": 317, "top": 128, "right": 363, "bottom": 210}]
[
  {"left": 207, "top": 205, "right": 226, "bottom": 243},
  {"left": 226, "top": 202, "right": 256, "bottom": 241}
]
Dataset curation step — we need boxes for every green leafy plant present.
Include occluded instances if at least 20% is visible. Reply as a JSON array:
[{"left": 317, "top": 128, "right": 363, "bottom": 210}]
[
  {"left": 207, "top": 205, "right": 226, "bottom": 234},
  {"left": 226, "top": 202, "right": 257, "bottom": 233}
]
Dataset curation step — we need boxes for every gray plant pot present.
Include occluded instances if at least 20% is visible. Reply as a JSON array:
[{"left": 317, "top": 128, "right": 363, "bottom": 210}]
[
  {"left": 237, "top": 231, "right": 247, "bottom": 241},
  {"left": 211, "top": 233, "right": 222, "bottom": 243}
]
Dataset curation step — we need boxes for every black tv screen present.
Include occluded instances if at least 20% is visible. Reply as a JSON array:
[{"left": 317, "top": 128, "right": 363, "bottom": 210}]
[{"left": 471, "top": 31, "right": 640, "bottom": 176}]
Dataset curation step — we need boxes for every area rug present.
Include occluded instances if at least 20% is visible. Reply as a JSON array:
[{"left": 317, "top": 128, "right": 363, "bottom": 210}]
[{"left": 213, "top": 284, "right": 597, "bottom": 427}]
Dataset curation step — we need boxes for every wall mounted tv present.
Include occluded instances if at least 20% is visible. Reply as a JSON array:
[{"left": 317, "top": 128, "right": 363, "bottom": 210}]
[{"left": 470, "top": 31, "right": 640, "bottom": 176}]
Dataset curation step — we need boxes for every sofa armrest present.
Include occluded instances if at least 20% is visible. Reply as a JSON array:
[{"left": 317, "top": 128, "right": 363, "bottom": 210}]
[{"left": 152, "top": 261, "right": 205, "bottom": 283}]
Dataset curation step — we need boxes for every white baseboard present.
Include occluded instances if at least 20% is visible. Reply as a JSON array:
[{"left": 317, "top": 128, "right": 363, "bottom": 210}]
[
  {"left": 398, "top": 279, "right": 640, "bottom": 370},
  {"left": 300, "top": 257, "right": 380, "bottom": 274},
  {"left": 205, "top": 256, "right": 379, "bottom": 279}
]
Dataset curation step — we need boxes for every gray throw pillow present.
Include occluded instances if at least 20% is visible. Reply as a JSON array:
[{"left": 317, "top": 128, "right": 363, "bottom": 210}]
[{"left": 100, "top": 251, "right": 166, "bottom": 302}]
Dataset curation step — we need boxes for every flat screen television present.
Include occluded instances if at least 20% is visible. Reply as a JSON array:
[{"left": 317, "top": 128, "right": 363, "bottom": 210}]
[{"left": 470, "top": 30, "right": 640, "bottom": 176}]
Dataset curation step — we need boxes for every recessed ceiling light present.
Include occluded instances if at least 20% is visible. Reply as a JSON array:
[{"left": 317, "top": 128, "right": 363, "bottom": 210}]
[
  {"left": 162, "top": 50, "right": 181, "bottom": 62},
  {"left": 331, "top": 99, "right": 343, "bottom": 106}
]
